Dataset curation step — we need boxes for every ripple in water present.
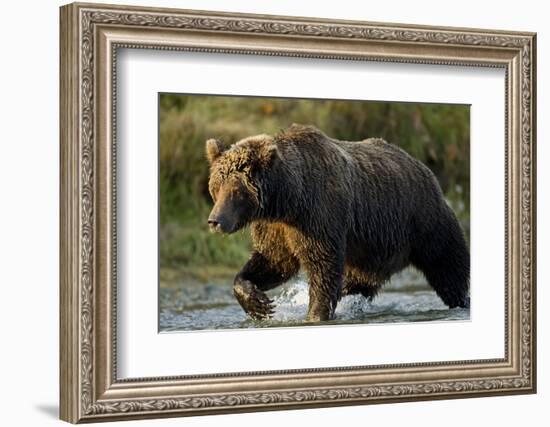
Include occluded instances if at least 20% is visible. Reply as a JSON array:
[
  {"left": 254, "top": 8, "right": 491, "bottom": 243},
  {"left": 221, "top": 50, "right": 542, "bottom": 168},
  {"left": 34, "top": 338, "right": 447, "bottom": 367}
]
[{"left": 159, "top": 274, "right": 470, "bottom": 332}]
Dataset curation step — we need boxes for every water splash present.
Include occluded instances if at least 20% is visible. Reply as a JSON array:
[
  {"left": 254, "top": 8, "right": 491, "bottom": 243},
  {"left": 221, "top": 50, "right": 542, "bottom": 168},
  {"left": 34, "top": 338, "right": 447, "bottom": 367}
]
[{"left": 160, "top": 270, "right": 469, "bottom": 332}]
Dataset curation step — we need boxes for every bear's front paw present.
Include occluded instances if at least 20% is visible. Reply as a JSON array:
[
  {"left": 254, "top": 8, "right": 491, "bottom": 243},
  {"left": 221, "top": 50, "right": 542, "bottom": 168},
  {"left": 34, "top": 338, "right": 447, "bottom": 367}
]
[{"left": 233, "top": 280, "right": 275, "bottom": 320}]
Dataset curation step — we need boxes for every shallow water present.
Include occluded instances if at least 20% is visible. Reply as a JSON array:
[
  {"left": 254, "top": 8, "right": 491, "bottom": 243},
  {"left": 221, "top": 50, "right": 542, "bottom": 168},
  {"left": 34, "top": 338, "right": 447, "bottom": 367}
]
[{"left": 159, "top": 270, "right": 469, "bottom": 332}]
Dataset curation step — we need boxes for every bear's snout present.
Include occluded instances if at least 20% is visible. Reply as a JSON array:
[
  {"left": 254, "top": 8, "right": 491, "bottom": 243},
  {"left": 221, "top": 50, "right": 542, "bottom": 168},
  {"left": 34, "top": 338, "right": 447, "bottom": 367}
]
[
  {"left": 207, "top": 214, "right": 225, "bottom": 233},
  {"left": 208, "top": 210, "right": 238, "bottom": 234},
  {"left": 207, "top": 179, "right": 257, "bottom": 234}
]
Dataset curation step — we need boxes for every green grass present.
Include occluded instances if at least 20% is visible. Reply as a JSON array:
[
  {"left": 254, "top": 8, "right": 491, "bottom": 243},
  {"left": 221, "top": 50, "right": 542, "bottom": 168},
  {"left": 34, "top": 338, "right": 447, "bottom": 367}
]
[
  {"left": 160, "top": 215, "right": 251, "bottom": 283},
  {"left": 159, "top": 94, "right": 470, "bottom": 285}
]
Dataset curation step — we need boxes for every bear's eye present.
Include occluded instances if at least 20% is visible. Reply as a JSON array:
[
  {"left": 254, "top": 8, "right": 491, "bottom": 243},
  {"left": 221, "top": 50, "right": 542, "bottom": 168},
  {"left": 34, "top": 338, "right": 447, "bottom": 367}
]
[
  {"left": 209, "top": 182, "right": 219, "bottom": 201},
  {"left": 233, "top": 160, "right": 250, "bottom": 173}
]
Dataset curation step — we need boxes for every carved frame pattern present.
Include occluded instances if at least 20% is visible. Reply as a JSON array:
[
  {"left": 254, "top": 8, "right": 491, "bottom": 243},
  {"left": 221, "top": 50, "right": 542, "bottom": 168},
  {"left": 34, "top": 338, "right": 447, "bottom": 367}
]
[{"left": 60, "top": 2, "right": 536, "bottom": 423}]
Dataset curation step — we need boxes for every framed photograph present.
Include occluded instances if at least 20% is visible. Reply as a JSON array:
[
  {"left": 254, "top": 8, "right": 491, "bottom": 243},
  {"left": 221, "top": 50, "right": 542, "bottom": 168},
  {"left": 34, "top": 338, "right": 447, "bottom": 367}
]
[{"left": 60, "top": 2, "right": 537, "bottom": 423}]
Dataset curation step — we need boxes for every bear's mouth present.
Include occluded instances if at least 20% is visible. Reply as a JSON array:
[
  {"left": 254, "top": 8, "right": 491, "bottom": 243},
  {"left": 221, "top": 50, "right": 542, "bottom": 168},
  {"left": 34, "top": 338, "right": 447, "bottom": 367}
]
[
  {"left": 208, "top": 219, "right": 240, "bottom": 234},
  {"left": 208, "top": 222, "right": 221, "bottom": 233},
  {"left": 208, "top": 222, "right": 227, "bottom": 234}
]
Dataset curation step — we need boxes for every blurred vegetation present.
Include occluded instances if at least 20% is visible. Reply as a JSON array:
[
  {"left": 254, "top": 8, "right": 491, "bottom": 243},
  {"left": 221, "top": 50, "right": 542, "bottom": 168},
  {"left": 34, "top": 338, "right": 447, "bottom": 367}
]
[{"left": 159, "top": 94, "right": 470, "bottom": 284}]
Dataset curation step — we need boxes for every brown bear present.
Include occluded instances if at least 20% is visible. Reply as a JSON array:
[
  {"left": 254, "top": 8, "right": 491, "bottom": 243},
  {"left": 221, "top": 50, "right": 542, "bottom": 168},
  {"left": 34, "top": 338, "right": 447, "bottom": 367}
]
[{"left": 206, "top": 124, "right": 469, "bottom": 322}]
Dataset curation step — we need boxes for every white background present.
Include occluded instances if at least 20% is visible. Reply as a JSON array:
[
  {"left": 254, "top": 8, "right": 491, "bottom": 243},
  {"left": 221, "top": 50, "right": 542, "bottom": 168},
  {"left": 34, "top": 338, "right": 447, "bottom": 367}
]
[
  {"left": 0, "top": 0, "right": 546, "bottom": 426},
  {"left": 118, "top": 50, "right": 505, "bottom": 377}
]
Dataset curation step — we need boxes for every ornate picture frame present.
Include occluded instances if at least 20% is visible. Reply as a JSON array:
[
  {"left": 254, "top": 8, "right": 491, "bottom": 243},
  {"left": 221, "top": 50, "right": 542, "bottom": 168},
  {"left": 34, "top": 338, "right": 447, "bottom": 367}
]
[{"left": 59, "top": 2, "right": 536, "bottom": 423}]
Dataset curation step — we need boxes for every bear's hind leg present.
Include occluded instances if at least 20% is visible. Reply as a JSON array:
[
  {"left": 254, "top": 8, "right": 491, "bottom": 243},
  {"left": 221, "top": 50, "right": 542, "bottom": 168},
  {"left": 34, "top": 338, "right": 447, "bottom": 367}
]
[
  {"left": 418, "top": 263, "right": 470, "bottom": 309},
  {"left": 411, "top": 213, "right": 470, "bottom": 309},
  {"left": 234, "top": 251, "right": 299, "bottom": 320}
]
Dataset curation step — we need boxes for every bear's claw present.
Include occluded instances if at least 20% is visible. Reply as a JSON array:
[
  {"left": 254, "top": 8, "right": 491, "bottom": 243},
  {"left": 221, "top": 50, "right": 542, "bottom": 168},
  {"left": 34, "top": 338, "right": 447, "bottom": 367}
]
[{"left": 233, "top": 280, "right": 275, "bottom": 320}]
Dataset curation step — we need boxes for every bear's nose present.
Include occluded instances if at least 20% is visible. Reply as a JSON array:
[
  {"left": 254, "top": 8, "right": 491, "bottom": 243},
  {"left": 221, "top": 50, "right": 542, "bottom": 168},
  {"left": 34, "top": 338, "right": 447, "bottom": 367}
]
[
  {"left": 207, "top": 218, "right": 219, "bottom": 227},
  {"left": 208, "top": 216, "right": 223, "bottom": 232}
]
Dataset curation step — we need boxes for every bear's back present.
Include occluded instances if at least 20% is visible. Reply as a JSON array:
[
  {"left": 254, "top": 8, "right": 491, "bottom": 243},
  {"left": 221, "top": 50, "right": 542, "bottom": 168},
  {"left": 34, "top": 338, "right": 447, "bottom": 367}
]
[{"left": 276, "top": 124, "right": 437, "bottom": 190}]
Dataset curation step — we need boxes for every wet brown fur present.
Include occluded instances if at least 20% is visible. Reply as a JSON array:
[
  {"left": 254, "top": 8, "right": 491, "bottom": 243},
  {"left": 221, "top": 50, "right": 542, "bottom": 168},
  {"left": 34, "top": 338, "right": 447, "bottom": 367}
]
[{"left": 206, "top": 124, "right": 470, "bottom": 321}]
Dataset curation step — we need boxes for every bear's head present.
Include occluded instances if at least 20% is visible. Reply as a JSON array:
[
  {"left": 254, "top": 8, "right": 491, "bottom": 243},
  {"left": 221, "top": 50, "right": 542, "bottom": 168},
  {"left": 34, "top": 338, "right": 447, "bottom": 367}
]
[{"left": 205, "top": 134, "right": 279, "bottom": 234}]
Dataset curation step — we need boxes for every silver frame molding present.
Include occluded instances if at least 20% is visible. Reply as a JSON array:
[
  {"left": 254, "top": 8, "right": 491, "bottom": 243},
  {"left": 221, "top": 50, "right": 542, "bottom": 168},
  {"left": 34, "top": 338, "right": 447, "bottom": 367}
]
[{"left": 60, "top": 2, "right": 536, "bottom": 423}]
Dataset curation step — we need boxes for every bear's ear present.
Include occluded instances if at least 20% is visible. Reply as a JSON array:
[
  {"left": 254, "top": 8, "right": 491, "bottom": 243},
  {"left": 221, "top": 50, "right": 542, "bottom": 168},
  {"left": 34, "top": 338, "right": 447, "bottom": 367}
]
[
  {"left": 258, "top": 143, "right": 280, "bottom": 168},
  {"left": 205, "top": 138, "right": 225, "bottom": 164}
]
